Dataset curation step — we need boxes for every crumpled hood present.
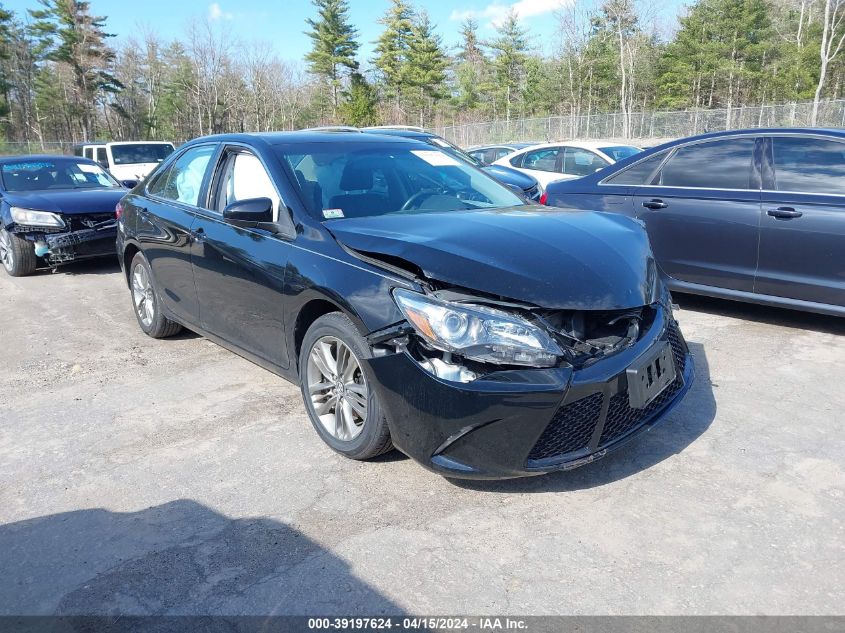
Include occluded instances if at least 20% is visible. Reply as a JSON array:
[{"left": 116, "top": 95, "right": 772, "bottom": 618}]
[
  {"left": 328, "top": 206, "right": 658, "bottom": 310},
  {"left": 3, "top": 188, "right": 126, "bottom": 216}
]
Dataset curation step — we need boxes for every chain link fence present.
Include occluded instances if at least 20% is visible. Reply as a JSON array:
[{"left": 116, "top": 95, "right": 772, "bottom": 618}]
[
  {"left": 435, "top": 98, "right": 845, "bottom": 147},
  {"left": 0, "top": 141, "right": 74, "bottom": 156}
]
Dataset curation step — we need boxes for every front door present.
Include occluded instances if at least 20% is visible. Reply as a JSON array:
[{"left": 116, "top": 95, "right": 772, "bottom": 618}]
[
  {"left": 756, "top": 135, "right": 845, "bottom": 308},
  {"left": 191, "top": 146, "right": 292, "bottom": 369},
  {"left": 632, "top": 136, "right": 761, "bottom": 292},
  {"left": 138, "top": 143, "right": 217, "bottom": 324}
]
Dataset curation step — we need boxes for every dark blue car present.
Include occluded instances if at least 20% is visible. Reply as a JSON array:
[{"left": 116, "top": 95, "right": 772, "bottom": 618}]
[
  {"left": 543, "top": 128, "right": 845, "bottom": 317},
  {"left": 0, "top": 155, "right": 127, "bottom": 276}
]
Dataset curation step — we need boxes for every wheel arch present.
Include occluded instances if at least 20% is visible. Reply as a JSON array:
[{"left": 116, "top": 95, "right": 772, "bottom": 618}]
[{"left": 291, "top": 295, "right": 370, "bottom": 374}]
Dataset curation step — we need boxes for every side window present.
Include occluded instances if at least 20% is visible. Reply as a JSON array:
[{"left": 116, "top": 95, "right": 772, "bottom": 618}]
[
  {"left": 772, "top": 136, "right": 845, "bottom": 195},
  {"left": 147, "top": 144, "right": 215, "bottom": 206},
  {"left": 83, "top": 147, "right": 93, "bottom": 160},
  {"left": 218, "top": 151, "right": 281, "bottom": 220},
  {"left": 468, "top": 150, "right": 486, "bottom": 164},
  {"left": 659, "top": 137, "right": 755, "bottom": 190},
  {"left": 522, "top": 147, "right": 560, "bottom": 172},
  {"left": 603, "top": 151, "right": 669, "bottom": 185},
  {"left": 495, "top": 148, "right": 512, "bottom": 161},
  {"left": 563, "top": 148, "right": 610, "bottom": 176},
  {"left": 94, "top": 147, "right": 107, "bottom": 166}
]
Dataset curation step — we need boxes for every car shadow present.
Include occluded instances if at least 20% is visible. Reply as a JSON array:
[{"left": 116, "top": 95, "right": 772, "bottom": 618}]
[
  {"left": 675, "top": 293, "right": 845, "bottom": 336},
  {"left": 1, "top": 499, "right": 402, "bottom": 617},
  {"left": 35, "top": 257, "right": 122, "bottom": 277},
  {"left": 450, "top": 341, "right": 716, "bottom": 493}
]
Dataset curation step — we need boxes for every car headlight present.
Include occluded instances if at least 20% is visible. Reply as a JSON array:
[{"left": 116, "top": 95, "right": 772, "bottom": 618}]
[
  {"left": 393, "top": 288, "right": 563, "bottom": 367},
  {"left": 10, "top": 207, "right": 65, "bottom": 228}
]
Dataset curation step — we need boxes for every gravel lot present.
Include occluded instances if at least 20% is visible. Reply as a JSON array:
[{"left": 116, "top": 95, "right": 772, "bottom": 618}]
[{"left": 1, "top": 258, "right": 843, "bottom": 616}]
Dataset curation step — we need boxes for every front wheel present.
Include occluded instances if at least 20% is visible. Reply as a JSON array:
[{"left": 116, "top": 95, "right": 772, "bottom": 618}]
[
  {"left": 129, "top": 251, "right": 183, "bottom": 338},
  {"left": 0, "top": 228, "right": 37, "bottom": 277},
  {"left": 299, "top": 312, "right": 393, "bottom": 460}
]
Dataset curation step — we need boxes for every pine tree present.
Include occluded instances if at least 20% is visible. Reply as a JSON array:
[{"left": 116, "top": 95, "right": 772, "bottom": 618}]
[
  {"left": 488, "top": 10, "right": 530, "bottom": 124},
  {"left": 338, "top": 71, "right": 377, "bottom": 126},
  {"left": 28, "top": 0, "right": 120, "bottom": 141},
  {"left": 372, "top": 0, "right": 415, "bottom": 117},
  {"left": 304, "top": 0, "right": 360, "bottom": 119},
  {"left": 404, "top": 11, "right": 447, "bottom": 126},
  {"left": 453, "top": 18, "right": 488, "bottom": 113}
]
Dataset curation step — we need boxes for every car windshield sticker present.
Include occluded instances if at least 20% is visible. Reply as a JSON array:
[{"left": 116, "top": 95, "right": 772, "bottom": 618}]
[
  {"left": 323, "top": 208, "right": 344, "bottom": 219},
  {"left": 2, "top": 161, "right": 54, "bottom": 172},
  {"left": 77, "top": 163, "right": 102, "bottom": 173},
  {"left": 412, "top": 150, "right": 461, "bottom": 167}
]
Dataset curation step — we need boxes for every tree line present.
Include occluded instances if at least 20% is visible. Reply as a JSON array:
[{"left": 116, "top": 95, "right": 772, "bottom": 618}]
[{"left": 1, "top": 0, "right": 844, "bottom": 147}]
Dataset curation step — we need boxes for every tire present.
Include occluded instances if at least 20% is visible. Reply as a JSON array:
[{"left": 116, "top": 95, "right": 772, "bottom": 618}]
[
  {"left": 299, "top": 312, "right": 394, "bottom": 460},
  {"left": 128, "top": 251, "right": 183, "bottom": 339},
  {"left": 0, "top": 228, "right": 37, "bottom": 277}
]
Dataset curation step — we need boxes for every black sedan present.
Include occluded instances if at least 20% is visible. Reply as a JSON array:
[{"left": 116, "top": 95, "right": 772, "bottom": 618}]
[
  {"left": 116, "top": 132, "right": 693, "bottom": 479},
  {"left": 543, "top": 128, "right": 845, "bottom": 317},
  {"left": 0, "top": 155, "right": 128, "bottom": 276}
]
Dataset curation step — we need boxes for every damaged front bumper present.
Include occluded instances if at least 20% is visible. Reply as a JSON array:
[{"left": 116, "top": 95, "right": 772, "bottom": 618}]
[
  {"left": 364, "top": 308, "right": 694, "bottom": 479},
  {"left": 12, "top": 215, "right": 117, "bottom": 266}
]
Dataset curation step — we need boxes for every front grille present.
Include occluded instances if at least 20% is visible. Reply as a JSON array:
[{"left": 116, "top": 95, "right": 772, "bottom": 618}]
[
  {"left": 527, "top": 392, "right": 603, "bottom": 461},
  {"left": 527, "top": 319, "right": 689, "bottom": 466}
]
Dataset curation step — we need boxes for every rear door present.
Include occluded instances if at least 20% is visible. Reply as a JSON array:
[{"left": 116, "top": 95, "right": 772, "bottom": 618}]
[
  {"left": 138, "top": 143, "right": 217, "bottom": 324},
  {"left": 632, "top": 136, "right": 762, "bottom": 292},
  {"left": 190, "top": 144, "right": 293, "bottom": 369},
  {"left": 756, "top": 134, "right": 845, "bottom": 308}
]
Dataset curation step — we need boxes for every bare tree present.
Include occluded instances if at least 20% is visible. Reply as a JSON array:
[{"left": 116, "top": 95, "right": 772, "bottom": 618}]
[{"left": 812, "top": 0, "right": 845, "bottom": 124}]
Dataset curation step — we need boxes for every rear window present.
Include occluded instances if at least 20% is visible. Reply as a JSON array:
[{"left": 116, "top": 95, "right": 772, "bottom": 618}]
[
  {"left": 772, "top": 136, "right": 845, "bottom": 195},
  {"left": 603, "top": 151, "right": 668, "bottom": 185},
  {"left": 599, "top": 145, "right": 642, "bottom": 161},
  {"left": 110, "top": 143, "right": 174, "bottom": 165},
  {"left": 659, "top": 138, "right": 755, "bottom": 190}
]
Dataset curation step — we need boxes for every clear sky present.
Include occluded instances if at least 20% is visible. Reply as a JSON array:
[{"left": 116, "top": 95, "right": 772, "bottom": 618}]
[{"left": 3, "top": 0, "right": 687, "bottom": 64}]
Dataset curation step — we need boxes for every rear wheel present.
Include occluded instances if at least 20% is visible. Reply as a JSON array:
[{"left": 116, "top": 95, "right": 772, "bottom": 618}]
[
  {"left": 129, "top": 251, "right": 182, "bottom": 338},
  {"left": 0, "top": 228, "right": 37, "bottom": 277},
  {"left": 299, "top": 312, "right": 393, "bottom": 460}
]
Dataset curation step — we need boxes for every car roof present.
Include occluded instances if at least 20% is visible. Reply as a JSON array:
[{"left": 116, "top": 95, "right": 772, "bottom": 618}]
[
  {"left": 0, "top": 154, "right": 99, "bottom": 164},
  {"left": 187, "top": 131, "right": 430, "bottom": 147}
]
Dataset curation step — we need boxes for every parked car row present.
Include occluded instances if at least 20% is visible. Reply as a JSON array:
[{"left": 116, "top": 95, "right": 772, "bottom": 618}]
[{"left": 541, "top": 128, "right": 845, "bottom": 317}]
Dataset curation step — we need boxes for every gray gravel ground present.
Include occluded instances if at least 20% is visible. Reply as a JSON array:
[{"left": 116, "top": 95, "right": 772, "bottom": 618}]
[{"left": 1, "top": 258, "right": 843, "bottom": 616}]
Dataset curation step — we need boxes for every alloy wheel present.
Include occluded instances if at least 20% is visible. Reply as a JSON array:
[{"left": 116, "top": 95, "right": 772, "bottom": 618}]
[
  {"left": 0, "top": 229, "right": 13, "bottom": 272},
  {"left": 306, "top": 336, "right": 369, "bottom": 442},
  {"left": 131, "top": 263, "right": 155, "bottom": 327}
]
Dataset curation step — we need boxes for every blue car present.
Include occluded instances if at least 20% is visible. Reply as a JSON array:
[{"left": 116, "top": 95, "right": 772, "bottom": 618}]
[
  {"left": 0, "top": 155, "right": 129, "bottom": 276},
  {"left": 543, "top": 128, "right": 845, "bottom": 317}
]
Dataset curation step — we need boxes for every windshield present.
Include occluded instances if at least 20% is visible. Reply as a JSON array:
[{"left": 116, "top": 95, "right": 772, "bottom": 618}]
[
  {"left": 110, "top": 143, "right": 174, "bottom": 165},
  {"left": 424, "top": 136, "right": 483, "bottom": 167},
  {"left": 279, "top": 144, "right": 525, "bottom": 220},
  {"left": 599, "top": 145, "right": 642, "bottom": 161},
  {"left": 0, "top": 159, "right": 120, "bottom": 192}
]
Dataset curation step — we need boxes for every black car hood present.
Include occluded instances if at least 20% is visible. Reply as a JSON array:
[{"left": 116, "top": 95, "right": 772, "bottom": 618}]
[
  {"left": 482, "top": 165, "right": 537, "bottom": 191},
  {"left": 328, "top": 207, "right": 658, "bottom": 310},
  {"left": 2, "top": 188, "right": 125, "bottom": 215}
]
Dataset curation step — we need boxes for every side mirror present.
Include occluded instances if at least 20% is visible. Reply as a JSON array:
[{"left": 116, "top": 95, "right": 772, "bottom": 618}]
[
  {"left": 121, "top": 179, "right": 139, "bottom": 189},
  {"left": 223, "top": 197, "right": 274, "bottom": 229}
]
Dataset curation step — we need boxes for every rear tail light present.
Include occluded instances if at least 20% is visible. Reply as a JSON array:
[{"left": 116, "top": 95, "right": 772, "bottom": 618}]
[
  {"left": 539, "top": 190, "right": 548, "bottom": 206},
  {"left": 115, "top": 201, "right": 124, "bottom": 220}
]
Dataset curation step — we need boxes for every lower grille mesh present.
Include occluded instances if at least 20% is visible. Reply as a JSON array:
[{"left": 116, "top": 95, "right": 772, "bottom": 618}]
[{"left": 527, "top": 320, "right": 688, "bottom": 465}]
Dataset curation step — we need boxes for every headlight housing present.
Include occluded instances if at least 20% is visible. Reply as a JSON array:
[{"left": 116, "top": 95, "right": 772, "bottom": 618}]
[
  {"left": 10, "top": 207, "right": 65, "bottom": 228},
  {"left": 393, "top": 288, "right": 562, "bottom": 367}
]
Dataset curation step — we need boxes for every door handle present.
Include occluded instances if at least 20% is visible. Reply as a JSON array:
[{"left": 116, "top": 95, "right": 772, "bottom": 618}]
[
  {"left": 642, "top": 199, "right": 668, "bottom": 210},
  {"left": 767, "top": 207, "right": 803, "bottom": 219}
]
